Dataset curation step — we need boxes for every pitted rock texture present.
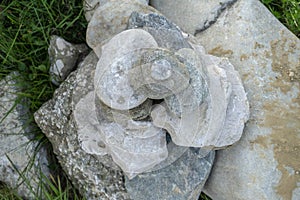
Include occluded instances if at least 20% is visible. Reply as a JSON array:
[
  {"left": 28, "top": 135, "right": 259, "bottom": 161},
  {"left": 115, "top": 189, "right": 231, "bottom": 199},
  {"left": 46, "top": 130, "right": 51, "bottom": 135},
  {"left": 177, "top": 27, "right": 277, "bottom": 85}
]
[
  {"left": 0, "top": 73, "right": 49, "bottom": 199},
  {"left": 153, "top": 0, "right": 300, "bottom": 199},
  {"left": 48, "top": 35, "right": 89, "bottom": 85},
  {"left": 35, "top": 52, "right": 130, "bottom": 200}
]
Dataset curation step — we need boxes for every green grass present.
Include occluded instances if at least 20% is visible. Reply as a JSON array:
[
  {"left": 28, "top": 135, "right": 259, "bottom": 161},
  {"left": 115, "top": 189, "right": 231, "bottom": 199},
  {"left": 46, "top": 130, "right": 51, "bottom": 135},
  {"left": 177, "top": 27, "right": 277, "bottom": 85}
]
[
  {"left": 0, "top": 0, "right": 86, "bottom": 199},
  {"left": 0, "top": 0, "right": 299, "bottom": 199},
  {"left": 261, "top": 0, "right": 299, "bottom": 37}
]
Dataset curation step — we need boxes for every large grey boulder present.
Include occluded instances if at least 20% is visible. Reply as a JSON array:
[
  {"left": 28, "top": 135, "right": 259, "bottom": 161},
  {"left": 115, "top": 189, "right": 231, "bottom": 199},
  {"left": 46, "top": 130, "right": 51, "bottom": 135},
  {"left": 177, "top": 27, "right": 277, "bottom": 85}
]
[
  {"left": 0, "top": 73, "right": 49, "bottom": 198},
  {"left": 151, "top": 0, "right": 300, "bottom": 199}
]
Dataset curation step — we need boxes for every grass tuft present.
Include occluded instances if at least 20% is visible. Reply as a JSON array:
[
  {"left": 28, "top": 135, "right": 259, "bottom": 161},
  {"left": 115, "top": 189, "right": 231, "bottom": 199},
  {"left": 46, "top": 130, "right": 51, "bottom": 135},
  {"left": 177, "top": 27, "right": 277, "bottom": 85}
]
[
  {"left": 0, "top": 0, "right": 87, "bottom": 199},
  {"left": 261, "top": 0, "right": 300, "bottom": 37}
]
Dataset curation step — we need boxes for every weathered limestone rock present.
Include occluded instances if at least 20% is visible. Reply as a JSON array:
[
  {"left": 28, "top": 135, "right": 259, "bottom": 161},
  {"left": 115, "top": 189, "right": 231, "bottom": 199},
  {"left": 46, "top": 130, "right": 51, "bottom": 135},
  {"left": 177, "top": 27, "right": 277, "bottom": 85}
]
[
  {"left": 35, "top": 52, "right": 130, "bottom": 200},
  {"left": 150, "top": 0, "right": 237, "bottom": 34},
  {"left": 127, "top": 12, "right": 191, "bottom": 51},
  {"left": 125, "top": 149, "right": 215, "bottom": 200},
  {"left": 48, "top": 35, "right": 89, "bottom": 85},
  {"left": 151, "top": 0, "right": 300, "bottom": 199},
  {"left": 35, "top": 2, "right": 250, "bottom": 199},
  {"left": 151, "top": 45, "right": 249, "bottom": 148},
  {"left": 94, "top": 29, "right": 190, "bottom": 110},
  {"left": 0, "top": 73, "right": 49, "bottom": 199}
]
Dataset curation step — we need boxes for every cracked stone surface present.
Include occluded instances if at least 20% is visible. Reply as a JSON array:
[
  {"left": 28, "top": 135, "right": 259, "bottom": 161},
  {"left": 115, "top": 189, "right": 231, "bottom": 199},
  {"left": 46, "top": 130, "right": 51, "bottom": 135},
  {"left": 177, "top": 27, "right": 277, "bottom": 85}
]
[
  {"left": 0, "top": 73, "right": 49, "bottom": 199},
  {"left": 152, "top": 0, "right": 300, "bottom": 199},
  {"left": 150, "top": 0, "right": 237, "bottom": 35}
]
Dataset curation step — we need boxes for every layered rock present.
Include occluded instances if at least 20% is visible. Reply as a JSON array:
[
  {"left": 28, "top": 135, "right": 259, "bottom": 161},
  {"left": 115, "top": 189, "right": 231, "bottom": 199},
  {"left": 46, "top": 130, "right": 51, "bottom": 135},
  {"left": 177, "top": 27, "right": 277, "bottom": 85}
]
[
  {"left": 151, "top": 0, "right": 300, "bottom": 199},
  {"left": 35, "top": 1, "right": 251, "bottom": 199}
]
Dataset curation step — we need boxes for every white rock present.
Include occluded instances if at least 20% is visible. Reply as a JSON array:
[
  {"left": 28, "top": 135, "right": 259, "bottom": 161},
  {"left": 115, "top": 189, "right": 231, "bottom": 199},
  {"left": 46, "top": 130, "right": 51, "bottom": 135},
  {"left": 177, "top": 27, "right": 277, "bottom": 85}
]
[{"left": 151, "top": 46, "right": 249, "bottom": 148}]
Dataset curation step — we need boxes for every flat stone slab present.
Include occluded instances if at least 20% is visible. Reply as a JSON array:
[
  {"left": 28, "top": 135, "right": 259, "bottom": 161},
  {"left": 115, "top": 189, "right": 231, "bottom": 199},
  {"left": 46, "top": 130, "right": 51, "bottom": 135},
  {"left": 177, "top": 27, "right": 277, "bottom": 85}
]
[{"left": 150, "top": 0, "right": 300, "bottom": 199}]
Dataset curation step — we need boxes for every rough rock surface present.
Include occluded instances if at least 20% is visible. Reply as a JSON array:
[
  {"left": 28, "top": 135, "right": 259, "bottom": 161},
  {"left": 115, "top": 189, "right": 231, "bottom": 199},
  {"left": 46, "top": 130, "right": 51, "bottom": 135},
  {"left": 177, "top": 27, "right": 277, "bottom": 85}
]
[
  {"left": 34, "top": 11, "right": 223, "bottom": 198},
  {"left": 150, "top": 0, "right": 237, "bottom": 34},
  {"left": 35, "top": 32, "right": 215, "bottom": 200},
  {"left": 125, "top": 148, "right": 215, "bottom": 200},
  {"left": 35, "top": 52, "right": 130, "bottom": 200},
  {"left": 151, "top": 0, "right": 300, "bottom": 199},
  {"left": 0, "top": 73, "right": 49, "bottom": 198},
  {"left": 48, "top": 35, "right": 89, "bottom": 85},
  {"left": 35, "top": 2, "right": 251, "bottom": 200}
]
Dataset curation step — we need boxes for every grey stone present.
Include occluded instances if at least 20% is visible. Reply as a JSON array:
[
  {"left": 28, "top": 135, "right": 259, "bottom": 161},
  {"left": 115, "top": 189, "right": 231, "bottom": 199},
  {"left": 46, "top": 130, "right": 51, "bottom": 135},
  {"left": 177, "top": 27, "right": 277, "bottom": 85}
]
[
  {"left": 36, "top": 2, "right": 251, "bottom": 199},
  {"left": 35, "top": 52, "right": 131, "bottom": 200},
  {"left": 150, "top": 0, "right": 237, "bottom": 35},
  {"left": 83, "top": 0, "right": 109, "bottom": 22},
  {"left": 48, "top": 35, "right": 89, "bottom": 85},
  {"left": 125, "top": 149, "right": 215, "bottom": 200},
  {"left": 128, "top": 12, "right": 191, "bottom": 50},
  {"left": 0, "top": 73, "right": 49, "bottom": 199},
  {"left": 83, "top": 0, "right": 149, "bottom": 22},
  {"left": 151, "top": 44, "right": 249, "bottom": 148},
  {"left": 151, "top": 0, "right": 300, "bottom": 199},
  {"left": 86, "top": 0, "right": 157, "bottom": 56},
  {"left": 75, "top": 91, "right": 168, "bottom": 179}
]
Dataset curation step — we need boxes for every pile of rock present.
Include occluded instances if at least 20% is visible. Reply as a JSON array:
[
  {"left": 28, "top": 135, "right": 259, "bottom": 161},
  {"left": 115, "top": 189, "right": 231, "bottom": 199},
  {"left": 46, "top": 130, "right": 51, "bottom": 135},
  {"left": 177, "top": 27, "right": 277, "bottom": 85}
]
[
  {"left": 34, "top": 0, "right": 250, "bottom": 199},
  {"left": 151, "top": 0, "right": 300, "bottom": 199},
  {"left": 1, "top": 0, "right": 299, "bottom": 199}
]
